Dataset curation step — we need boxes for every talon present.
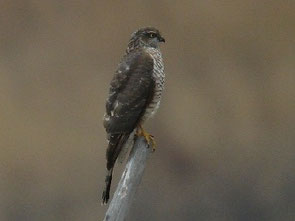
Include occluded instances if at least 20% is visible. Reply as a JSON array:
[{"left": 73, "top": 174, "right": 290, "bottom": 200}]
[
  {"left": 150, "top": 136, "right": 156, "bottom": 152},
  {"left": 137, "top": 124, "right": 156, "bottom": 151}
]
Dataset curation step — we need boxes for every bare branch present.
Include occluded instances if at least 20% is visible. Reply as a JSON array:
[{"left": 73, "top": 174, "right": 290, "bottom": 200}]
[{"left": 103, "top": 136, "right": 152, "bottom": 221}]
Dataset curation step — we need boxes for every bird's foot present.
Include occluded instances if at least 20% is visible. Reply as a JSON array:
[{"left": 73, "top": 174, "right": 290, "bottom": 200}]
[{"left": 136, "top": 125, "right": 156, "bottom": 151}]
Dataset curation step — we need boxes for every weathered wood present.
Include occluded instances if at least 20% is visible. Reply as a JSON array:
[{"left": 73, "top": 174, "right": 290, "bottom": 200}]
[{"left": 103, "top": 136, "right": 152, "bottom": 221}]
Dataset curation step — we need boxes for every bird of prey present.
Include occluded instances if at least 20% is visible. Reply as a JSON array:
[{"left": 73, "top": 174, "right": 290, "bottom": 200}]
[{"left": 102, "top": 27, "right": 165, "bottom": 204}]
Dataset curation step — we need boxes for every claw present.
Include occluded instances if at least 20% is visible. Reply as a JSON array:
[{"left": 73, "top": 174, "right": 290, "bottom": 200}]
[{"left": 137, "top": 124, "right": 156, "bottom": 151}]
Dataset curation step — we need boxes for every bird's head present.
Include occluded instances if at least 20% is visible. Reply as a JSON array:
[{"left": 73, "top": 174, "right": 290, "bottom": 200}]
[{"left": 127, "top": 27, "right": 165, "bottom": 52}]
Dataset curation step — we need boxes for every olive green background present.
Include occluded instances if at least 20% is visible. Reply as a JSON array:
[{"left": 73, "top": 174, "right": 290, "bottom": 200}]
[{"left": 1, "top": 1, "right": 295, "bottom": 220}]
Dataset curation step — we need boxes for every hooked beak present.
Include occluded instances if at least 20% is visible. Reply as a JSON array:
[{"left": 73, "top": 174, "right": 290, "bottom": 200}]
[{"left": 158, "top": 36, "right": 165, "bottom": 43}]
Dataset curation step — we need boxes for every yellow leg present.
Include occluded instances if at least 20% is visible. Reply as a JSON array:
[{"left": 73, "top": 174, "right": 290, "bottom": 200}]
[{"left": 136, "top": 124, "right": 156, "bottom": 151}]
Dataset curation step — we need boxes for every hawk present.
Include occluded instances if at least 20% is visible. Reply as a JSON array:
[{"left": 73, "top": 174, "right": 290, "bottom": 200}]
[{"left": 102, "top": 27, "right": 165, "bottom": 204}]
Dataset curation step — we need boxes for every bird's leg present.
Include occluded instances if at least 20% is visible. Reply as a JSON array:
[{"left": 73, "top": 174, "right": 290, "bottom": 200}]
[{"left": 136, "top": 124, "right": 156, "bottom": 151}]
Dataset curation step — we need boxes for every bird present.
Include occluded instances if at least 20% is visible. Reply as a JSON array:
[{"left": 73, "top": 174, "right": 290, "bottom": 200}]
[{"left": 102, "top": 27, "right": 165, "bottom": 204}]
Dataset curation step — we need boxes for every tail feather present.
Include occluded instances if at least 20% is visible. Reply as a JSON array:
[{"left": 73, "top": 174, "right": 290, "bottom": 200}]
[
  {"left": 102, "top": 168, "right": 113, "bottom": 204},
  {"left": 102, "top": 133, "right": 130, "bottom": 204}
]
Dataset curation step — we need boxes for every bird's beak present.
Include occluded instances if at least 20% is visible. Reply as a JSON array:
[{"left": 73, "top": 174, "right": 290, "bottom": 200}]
[{"left": 158, "top": 36, "right": 165, "bottom": 43}]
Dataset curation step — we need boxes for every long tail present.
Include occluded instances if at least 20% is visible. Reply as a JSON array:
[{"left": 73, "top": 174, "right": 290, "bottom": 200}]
[
  {"left": 102, "top": 133, "right": 130, "bottom": 204},
  {"left": 102, "top": 168, "right": 113, "bottom": 204}
]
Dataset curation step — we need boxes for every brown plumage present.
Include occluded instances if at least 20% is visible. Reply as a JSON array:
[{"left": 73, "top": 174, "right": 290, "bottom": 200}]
[{"left": 102, "top": 27, "right": 165, "bottom": 204}]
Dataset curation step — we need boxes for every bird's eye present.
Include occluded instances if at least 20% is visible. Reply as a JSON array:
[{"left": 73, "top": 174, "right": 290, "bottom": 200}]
[{"left": 149, "top": 33, "right": 156, "bottom": 38}]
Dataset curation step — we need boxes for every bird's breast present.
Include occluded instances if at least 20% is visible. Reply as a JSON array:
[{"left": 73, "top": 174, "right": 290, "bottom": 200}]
[{"left": 142, "top": 47, "right": 165, "bottom": 122}]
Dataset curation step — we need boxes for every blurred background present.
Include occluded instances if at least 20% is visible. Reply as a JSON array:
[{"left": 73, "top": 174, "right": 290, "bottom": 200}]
[{"left": 1, "top": 0, "right": 295, "bottom": 220}]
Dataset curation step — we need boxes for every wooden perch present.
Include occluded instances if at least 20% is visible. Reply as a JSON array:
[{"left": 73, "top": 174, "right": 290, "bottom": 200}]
[{"left": 103, "top": 136, "right": 152, "bottom": 221}]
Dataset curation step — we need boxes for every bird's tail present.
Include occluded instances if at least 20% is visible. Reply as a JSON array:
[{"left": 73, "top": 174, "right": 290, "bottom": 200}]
[
  {"left": 102, "top": 168, "right": 113, "bottom": 204},
  {"left": 102, "top": 133, "right": 130, "bottom": 204}
]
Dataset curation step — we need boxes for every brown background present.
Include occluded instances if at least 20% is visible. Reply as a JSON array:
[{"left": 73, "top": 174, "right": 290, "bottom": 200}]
[{"left": 1, "top": 1, "right": 295, "bottom": 220}]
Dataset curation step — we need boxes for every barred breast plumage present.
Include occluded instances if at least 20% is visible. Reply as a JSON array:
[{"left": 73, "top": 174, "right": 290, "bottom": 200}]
[
  {"left": 102, "top": 27, "right": 165, "bottom": 204},
  {"left": 142, "top": 47, "right": 165, "bottom": 121}
]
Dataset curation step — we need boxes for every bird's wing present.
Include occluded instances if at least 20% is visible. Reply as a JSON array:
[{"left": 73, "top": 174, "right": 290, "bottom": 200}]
[{"left": 103, "top": 49, "right": 155, "bottom": 134}]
